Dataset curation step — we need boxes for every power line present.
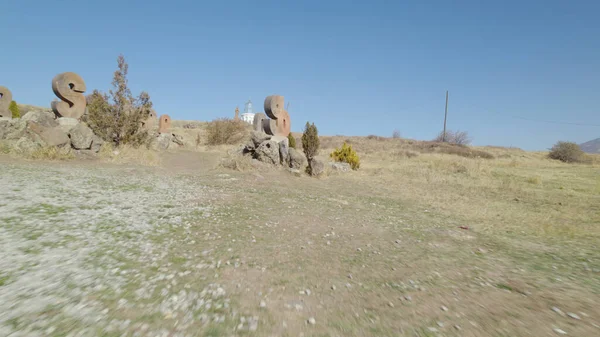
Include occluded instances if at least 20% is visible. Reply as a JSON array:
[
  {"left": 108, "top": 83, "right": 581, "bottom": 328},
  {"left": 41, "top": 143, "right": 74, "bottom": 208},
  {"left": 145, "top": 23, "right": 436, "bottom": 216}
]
[{"left": 488, "top": 111, "right": 600, "bottom": 127}]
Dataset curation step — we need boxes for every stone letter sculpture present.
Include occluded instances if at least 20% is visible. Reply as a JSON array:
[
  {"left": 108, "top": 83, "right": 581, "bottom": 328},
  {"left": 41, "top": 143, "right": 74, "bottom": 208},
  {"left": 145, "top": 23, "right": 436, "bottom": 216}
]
[
  {"left": 262, "top": 95, "right": 291, "bottom": 137},
  {"left": 253, "top": 113, "right": 266, "bottom": 132},
  {"left": 234, "top": 106, "right": 240, "bottom": 121},
  {"left": 158, "top": 114, "right": 172, "bottom": 133},
  {"left": 51, "top": 72, "right": 87, "bottom": 119},
  {"left": 0, "top": 86, "right": 13, "bottom": 118},
  {"left": 141, "top": 109, "right": 158, "bottom": 129}
]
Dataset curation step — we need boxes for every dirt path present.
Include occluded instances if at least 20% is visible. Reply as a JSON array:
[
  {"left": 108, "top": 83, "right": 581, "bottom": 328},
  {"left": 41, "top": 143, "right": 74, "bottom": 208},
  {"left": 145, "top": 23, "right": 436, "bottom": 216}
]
[{"left": 0, "top": 152, "right": 598, "bottom": 337}]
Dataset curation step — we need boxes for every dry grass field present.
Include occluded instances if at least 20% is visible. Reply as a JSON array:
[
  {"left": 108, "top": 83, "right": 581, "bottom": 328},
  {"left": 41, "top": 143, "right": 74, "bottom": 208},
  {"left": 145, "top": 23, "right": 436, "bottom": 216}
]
[{"left": 0, "top": 124, "right": 599, "bottom": 337}]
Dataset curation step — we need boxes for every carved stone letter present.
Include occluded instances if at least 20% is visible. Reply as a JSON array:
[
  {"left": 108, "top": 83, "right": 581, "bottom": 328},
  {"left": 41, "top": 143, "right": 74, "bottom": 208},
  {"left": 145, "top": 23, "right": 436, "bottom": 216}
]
[
  {"left": 51, "top": 72, "right": 87, "bottom": 119},
  {"left": 0, "top": 86, "right": 13, "bottom": 118},
  {"left": 158, "top": 114, "right": 172, "bottom": 133}
]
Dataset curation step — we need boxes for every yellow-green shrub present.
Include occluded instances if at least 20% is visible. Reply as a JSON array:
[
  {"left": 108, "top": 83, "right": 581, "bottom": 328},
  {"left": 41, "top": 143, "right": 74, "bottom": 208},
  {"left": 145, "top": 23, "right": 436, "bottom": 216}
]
[{"left": 330, "top": 142, "right": 360, "bottom": 170}]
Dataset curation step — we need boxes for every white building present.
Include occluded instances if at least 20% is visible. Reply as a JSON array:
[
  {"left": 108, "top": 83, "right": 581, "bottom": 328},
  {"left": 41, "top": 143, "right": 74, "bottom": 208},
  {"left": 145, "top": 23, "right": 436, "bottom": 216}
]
[{"left": 240, "top": 99, "right": 255, "bottom": 124}]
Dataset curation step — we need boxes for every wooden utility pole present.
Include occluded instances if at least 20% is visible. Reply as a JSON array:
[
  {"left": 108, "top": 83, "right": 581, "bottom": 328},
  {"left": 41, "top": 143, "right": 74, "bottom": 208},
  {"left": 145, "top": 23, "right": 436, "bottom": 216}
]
[{"left": 443, "top": 90, "right": 449, "bottom": 142}]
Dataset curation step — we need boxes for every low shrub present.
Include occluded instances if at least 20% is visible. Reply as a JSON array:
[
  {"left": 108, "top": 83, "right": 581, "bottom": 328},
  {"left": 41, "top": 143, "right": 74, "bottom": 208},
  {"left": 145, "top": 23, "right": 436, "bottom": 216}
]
[
  {"left": 548, "top": 141, "right": 586, "bottom": 163},
  {"left": 434, "top": 130, "right": 471, "bottom": 145},
  {"left": 415, "top": 141, "right": 494, "bottom": 159},
  {"left": 9, "top": 101, "right": 20, "bottom": 118},
  {"left": 288, "top": 133, "right": 297, "bottom": 149},
  {"left": 205, "top": 118, "right": 249, "bottom": 145},
  {"left": 330, "top": 142, "right": 360, "bottom": 170}
]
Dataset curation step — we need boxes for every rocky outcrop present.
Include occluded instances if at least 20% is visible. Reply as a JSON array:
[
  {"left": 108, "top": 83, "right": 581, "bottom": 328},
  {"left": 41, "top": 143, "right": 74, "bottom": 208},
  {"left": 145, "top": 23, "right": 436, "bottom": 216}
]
[
  {"left": 27, "top": 122, "right": 70, "bottom": 147},
  {"left": 241, "top": 131, "right": 309, "bottom": 171},
  {"left": 0, "top": 115, "right": 104, "bottom": 154},
  {"left": 21, "top": 110, "right": 58, "bottom": 128}
]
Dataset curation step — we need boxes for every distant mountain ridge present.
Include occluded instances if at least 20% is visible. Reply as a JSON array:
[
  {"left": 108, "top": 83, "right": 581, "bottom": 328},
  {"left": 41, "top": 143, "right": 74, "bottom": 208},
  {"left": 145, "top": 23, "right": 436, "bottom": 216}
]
[{"left": 580, "top": 138, "right": 600, "bottom": 154}]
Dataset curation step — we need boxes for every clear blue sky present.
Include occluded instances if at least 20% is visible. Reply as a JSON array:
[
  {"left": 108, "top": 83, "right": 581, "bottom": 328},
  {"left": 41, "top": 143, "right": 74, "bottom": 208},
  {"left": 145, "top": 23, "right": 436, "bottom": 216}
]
[{"left": 2, "top": 0, "right": 599, "bottom": 150}]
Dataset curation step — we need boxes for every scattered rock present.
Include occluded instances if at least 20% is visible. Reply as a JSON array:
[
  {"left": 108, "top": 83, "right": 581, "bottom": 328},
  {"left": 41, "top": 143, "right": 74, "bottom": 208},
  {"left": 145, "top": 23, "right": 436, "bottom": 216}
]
[
  {"left": 279, "top": 139, "right": 289, "bottom": 165},
  {"left": 255, "top": 140, "right": 280, "bottom": 165},
  {"left": 427, "top": 327, "right": 438, "bottom": 333},
  {"left": 552, "top": 307, "right": 565, "bottom": 316},
  {"left": 329, "top": 162, "right": 351, "bottom": 172},
  {"left": 307, "top": 317, "right": 316, "bottom": 325},
  {"left": 90, "top": 135, "right": 104, "bottom": 153},
  {"left": 454, "top": 325, "right": 462, "bottom": 331},
  {"left": 553, "top": 328, "right": 567, "bottom": 335},
  {"left": 0, "top": 119, "right": 11, "bottom": 139},
  {"left": 567, "top": 312, "right": 581, "bottom": 320},
  {"left": 171, "top": 133, "right": 184, "bottom": 146},
  {"left": 259, "top": 300, "right": 266, "bottom": 308},
  {"left": 331, "top": 285, "right": 336, "bottom": 291},
  {"left": 288, "top": 148, "right": 306, "bottom": 170},
  {"left": 441, "top": 305, "right": 448, "bottom": 312},
  {"left": 308, "top": 158, "right": 325, "bottom": 176},
  {"left": 154, "top": 133, "right": 173, "bottom": 150},
  {"left": 14, "top": 136, "right": 43, "bottom": 152},
  {"left": 69, "top": 122, "right": 95, "bottom": 150}
]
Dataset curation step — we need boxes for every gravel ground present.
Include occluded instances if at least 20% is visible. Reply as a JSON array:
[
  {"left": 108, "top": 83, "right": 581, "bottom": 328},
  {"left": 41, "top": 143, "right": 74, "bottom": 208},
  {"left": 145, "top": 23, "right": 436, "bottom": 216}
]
[{"left": 0, "top": 162, "right": 234, "bottom": 337}]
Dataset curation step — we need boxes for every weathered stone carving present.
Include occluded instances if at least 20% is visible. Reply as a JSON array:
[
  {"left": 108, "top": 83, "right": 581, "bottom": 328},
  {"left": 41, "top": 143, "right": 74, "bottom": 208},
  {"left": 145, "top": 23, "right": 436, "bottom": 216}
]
[
  {"left": 264, "top": 95, "right": 284, "bottom": 119},
  {"left": 0, "top": 86, "right": 13, "bottom": 118},
  {"left": 234, "top": 106, "right": 240, "bottom": 121},
  {"left": 142, "top": 109, "right": 158, "bottom": 129},
  {"left": 253, "top": 113, "right": 266, "bottom": 132},
  {"left": 158, "top": 114, "right": 171, "bottom": 133},
  {"left": 275, "top": 110, "right": 291, "bottom": 136},
  {"left": 262, "top": 118, "right": 277, "bottom": 135},
  {"left": 51, "top": 72, "right": 87, "bottom": 119},
  {"left": 261, "top": 95, "right": 291, "bottom": 137}
]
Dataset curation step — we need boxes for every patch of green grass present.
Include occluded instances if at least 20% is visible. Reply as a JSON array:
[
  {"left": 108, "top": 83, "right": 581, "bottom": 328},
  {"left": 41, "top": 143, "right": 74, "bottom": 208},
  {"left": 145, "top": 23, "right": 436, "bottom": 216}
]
[
  {"left": 0, "top": 273, "right": 11, "bottom": 286},
  {"left": 495, "top": 283, "right": 513, "bottom": 292},
  {"left": 16, "top": 203, "right": 70, "bottom": 216}
]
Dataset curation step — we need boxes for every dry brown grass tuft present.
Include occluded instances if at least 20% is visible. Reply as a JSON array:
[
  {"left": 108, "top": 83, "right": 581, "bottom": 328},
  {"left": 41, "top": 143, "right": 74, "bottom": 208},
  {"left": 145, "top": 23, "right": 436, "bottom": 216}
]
[
  {"left": 0, "top": 143, "right": 75, "bottom": 161},
  {"left": 205, "top": 118, "right": 251, "bottom": 146},
  {"left": 97, "top": 143, "right": 161, "bottom": 166}
]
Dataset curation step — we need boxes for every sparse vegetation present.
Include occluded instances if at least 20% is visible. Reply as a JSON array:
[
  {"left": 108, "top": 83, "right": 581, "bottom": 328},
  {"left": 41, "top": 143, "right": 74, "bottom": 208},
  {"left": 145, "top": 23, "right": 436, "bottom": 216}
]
[
  {"left": 434, "top": 130, "right": 471, "bottom": 145},
  {"left": 84, "top": 54, "right": 153, "bottom": 147},
  {"left": 9, "top": 101, "right": 20, "bottom": 118},
  {"left": 392, "top": 129, "right": 401, "bottom": 139},
  {"left": 301, "top": 122, "right": 320, "bottom": 174},
  {"left": 287, "top": 133, "right": 296, "bottom": 149},
  {"left": 548, "top": 141, "right": 586, "bottom": 163},
  {"left": 205, "top": 118, "right": 248, "bottom": 145},
  {"left": 330, "top": 142, "right": 360, "bottom": 170}
]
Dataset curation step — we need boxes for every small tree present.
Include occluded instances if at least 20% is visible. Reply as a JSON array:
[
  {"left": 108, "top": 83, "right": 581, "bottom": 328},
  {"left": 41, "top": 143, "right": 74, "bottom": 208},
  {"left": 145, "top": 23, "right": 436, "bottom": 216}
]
[
  {"left": 301, "top": 122, "right": 320, "bottom": 174},
  {"left": 85, "top": 54, "right": 152, "bottom": 147},
  {"left": 548, "top": 141, "right": 585, "bottom": 163},
  {"left": 392, "top": 129, "right": 401, "bottom": 139},
  {"left": 9, "top": 101, "right": 20, "bottom": 118},
  {"left": 287, "top": 133, "right": 296, "bottom": 149}
]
